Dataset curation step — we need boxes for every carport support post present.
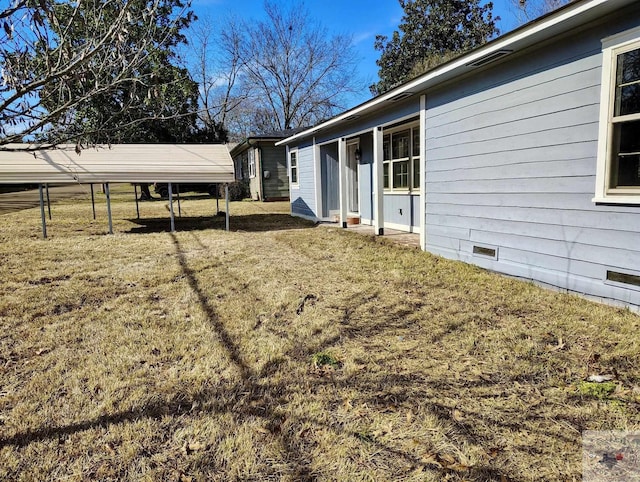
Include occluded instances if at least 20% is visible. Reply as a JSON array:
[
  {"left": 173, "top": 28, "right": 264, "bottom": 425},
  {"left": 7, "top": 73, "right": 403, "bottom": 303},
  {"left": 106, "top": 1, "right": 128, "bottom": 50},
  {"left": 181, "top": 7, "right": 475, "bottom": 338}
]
[
  {"left": 45, "top": 183, "right": 51, "bottom": 220},
  {"left": 39, "top": 184, "right": 47, "bottom": 239},
  {"left": 176, "top": 184, "right": 181, "bottom": 217},
  {"left": 134, "top": 184, "right": 140, "bottom": 219},
  {"left": 105, "top": 183, "right": 113, "bottom": 234},
  {"left": 373, "top": 126, "right": 385, "bottom": 236},
  {"left": 168, "top": 182, "right": 175, "bottom": 233},
  {"left": 225, "top": 184, "right": 229, "bottom": 232},
  {"left": 90, "top": 184, "right": 96, "bottom": 220}
]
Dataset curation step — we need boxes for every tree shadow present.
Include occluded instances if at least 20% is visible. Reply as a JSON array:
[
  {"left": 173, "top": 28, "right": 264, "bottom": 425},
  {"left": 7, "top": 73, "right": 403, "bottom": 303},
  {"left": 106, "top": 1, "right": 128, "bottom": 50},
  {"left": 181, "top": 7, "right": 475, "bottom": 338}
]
[
  {"left": 0, "top": 232, "right": 580, "bottom": 481},
  {"left": 125, "top": 214, "right": 316, "bottom": 234}
]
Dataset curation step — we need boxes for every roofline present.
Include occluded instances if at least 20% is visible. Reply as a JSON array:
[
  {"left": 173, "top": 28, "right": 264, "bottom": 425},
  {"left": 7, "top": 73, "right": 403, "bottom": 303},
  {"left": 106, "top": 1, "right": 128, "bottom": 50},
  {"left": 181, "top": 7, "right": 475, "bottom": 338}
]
[
  {"left": 276, "top": 0, "right": 614, "bottom": 147},
  {"left": 229, "top": 137, "right": 286, "bottom": 156}
]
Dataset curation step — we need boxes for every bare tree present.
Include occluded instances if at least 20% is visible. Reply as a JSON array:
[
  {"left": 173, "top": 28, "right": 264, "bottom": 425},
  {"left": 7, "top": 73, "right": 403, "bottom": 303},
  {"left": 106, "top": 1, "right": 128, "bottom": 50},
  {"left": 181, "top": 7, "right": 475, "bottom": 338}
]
[
  {"left": 509, "top": 0, "right": 574, "bottom": 24},
  {"left": 238, "top": 1, "right": 361, "bottom": 131},
  {"left": 190, "top": 1, "right": 362, "bottom": 137},
  {"left": 187, "top": 15, "right": 250, "bottom": 141},
  {"left": 0, "top": 0, "right": 193, "bottom": 150}
]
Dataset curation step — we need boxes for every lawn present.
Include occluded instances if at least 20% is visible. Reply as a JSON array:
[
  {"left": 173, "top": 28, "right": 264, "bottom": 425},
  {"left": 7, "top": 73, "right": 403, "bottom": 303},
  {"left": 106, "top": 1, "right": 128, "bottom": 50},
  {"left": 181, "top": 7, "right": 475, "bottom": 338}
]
[{"left": 0, "top": 186, "right": 638, "bottom": 481}]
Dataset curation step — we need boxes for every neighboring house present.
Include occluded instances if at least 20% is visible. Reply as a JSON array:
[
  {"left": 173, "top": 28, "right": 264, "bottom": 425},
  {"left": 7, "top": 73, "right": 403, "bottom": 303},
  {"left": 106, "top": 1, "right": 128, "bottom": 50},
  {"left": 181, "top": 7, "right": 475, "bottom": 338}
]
[
  {"left": 230, "top": 129, "right": 304, "bottom": 201},
  {"left": 277, "top": 0, "right": 640, "bottom": 310}
]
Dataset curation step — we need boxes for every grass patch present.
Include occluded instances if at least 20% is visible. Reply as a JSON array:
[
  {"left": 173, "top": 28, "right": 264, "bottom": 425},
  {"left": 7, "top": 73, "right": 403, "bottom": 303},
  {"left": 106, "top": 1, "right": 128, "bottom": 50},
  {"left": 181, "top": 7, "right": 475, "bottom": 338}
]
[
  {"left": 0, "top": 186, "right": 638, "bottom": 481},
  {"left": 311, "top": 351, "right": 341, "bottom": 368},
  {"left": 578, "top": 381, "right": 617, "bottom": 400}
]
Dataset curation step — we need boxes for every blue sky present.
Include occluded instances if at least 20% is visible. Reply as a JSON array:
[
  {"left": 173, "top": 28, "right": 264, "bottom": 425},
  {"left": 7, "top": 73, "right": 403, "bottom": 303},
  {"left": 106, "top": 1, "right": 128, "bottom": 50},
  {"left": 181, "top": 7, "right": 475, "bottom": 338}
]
[{"left": 190, "top": 0, "right": 523, "bottom": 107}]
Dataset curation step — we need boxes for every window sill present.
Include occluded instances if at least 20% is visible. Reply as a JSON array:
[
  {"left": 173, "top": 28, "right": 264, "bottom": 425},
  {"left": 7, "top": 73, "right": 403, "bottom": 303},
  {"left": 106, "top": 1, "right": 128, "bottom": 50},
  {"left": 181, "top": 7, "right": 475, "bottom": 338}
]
[{"left": 592, "top": 195, "right": 640, "bottom": 206}]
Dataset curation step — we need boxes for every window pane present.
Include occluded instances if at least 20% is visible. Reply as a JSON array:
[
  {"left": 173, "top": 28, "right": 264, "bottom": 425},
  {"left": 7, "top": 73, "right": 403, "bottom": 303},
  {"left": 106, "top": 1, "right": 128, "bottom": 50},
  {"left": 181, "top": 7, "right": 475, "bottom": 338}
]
[
  {"left": 392, "top": 130, "right": 410, "bottom": 159},
  {"left": 617, "top": 119, "right": 640, "bottom": 153},
  {"left": 617, "top": 48, "right": 640, "bottom": 85},
  {"left": 412, "top": 128, "right": 420, "bottom": 157},
  {"left": 383, "top": 135, "right": 390, "bottom": 161},
  {"left": 615, "top": 48, "right": 640, "bottom": 116},
  {"left": 383, "top": 162, "right": 389, "bottom": 189},
  {"left": 610, "top": 120, "right": 640, "bottom": 187},
  {"left": 616, "top": 84, "right": 640, "bottom": 116},
  {"left": 290, "top": 152, "right": 297, "bottom": 167},
  {"left": 412, "top": 157, "right": 420, "bottom": 189},
  {"left": 393, "top": 160, "right": 409, "bottom": 189}
]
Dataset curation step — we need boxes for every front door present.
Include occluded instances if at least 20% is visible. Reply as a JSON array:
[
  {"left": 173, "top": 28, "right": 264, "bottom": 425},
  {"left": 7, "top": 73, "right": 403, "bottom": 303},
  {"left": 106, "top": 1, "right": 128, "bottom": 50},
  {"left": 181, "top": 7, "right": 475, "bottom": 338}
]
[{"left": 346, "top": 141, "right": 359, "bottom": 214}]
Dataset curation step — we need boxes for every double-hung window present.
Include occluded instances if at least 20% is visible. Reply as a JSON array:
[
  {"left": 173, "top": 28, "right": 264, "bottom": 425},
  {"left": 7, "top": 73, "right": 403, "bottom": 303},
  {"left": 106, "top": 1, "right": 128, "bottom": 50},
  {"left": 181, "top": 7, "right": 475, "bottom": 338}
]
[
  {"left": 595, "top": 28, "right": 640, "bottom": 202},
  {"left": 383, "top": 122, "right": 421, "bottom": 192}
]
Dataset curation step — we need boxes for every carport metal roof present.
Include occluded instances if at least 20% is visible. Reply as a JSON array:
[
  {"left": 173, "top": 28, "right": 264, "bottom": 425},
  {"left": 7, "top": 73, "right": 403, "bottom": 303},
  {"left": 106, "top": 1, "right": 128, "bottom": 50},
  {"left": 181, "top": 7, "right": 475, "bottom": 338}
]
[
  {"left": 0, "top": 143, "right": 235, "bottom": 237},
  {"left": 0, "top": 144, "right": 235, "bottom": 184}
]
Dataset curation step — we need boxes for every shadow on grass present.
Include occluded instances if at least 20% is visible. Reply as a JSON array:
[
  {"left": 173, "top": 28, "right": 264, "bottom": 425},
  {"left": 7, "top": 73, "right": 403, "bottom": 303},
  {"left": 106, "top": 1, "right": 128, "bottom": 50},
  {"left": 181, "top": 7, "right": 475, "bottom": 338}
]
[
  {"left": 125, "top": 213, "right": 316, "bottom": 234},
  {"left": 0, "top": 233, "right": 532, "bottom": 481}
]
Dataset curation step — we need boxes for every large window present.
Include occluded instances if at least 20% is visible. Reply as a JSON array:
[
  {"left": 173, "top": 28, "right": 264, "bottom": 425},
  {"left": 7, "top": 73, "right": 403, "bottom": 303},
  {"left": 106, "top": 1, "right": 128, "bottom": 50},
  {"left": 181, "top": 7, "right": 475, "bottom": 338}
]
[
  {"left": 289, "top": 150, "right": 298, "bottom": 185},
  {"left": 383, "top": 123, "right": 420, "bottom": 192},
  {"left": 596, "top": 29, "right": 640, "bottom": 202}
]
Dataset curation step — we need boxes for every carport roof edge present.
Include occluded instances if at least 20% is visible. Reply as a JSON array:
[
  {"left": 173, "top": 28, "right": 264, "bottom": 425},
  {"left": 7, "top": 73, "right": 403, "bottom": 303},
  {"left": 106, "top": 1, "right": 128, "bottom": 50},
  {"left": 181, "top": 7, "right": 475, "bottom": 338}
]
[{"left": 0, "top": 143, "right": 236, "bottom": 184}]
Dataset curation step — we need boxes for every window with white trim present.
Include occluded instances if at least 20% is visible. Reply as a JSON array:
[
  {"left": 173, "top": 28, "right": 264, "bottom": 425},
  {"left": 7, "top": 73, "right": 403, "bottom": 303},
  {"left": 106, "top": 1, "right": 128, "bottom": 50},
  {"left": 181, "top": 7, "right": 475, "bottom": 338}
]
[
  {"left": 596, "top": 29, "right": 640, "bottom": 202},
  {"left": 248, "top": 148, "right": 256, "bottom": 179},
  {"left": 289, "top": 150, "right": 298, "bottom": 185},
  {"left": 383, "top": 122, "right": 420, "bottom": 192}
]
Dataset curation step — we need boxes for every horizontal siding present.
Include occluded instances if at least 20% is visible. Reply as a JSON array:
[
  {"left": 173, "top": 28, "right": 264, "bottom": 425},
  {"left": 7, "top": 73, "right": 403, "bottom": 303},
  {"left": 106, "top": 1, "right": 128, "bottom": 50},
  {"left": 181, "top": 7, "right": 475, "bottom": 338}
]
[
  {"left": 290, "top": 145, "right": 316, "bottom": 219},
  {"left": 424, "top": 10, "right": 640, "bottom": 309},
  {"left": 260, "top": 145, "right": 289, "bottom": 200},
  {"left": 383, "top": 194, "right": 420, "bottom": 231}
]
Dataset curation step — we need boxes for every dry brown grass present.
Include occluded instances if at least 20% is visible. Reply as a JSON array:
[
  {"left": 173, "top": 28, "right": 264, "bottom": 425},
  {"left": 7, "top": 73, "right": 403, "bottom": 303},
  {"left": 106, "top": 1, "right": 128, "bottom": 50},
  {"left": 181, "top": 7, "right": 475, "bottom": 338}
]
[{"left": 0, "top": 185, "right": 638, "bottom": 481}]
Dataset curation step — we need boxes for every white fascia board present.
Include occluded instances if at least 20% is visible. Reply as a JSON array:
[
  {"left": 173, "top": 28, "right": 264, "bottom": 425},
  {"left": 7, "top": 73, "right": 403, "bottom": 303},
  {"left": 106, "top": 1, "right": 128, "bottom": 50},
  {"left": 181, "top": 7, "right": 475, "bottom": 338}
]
[{"left": 275, "top": 0, "right": 623, "bottom": 148}]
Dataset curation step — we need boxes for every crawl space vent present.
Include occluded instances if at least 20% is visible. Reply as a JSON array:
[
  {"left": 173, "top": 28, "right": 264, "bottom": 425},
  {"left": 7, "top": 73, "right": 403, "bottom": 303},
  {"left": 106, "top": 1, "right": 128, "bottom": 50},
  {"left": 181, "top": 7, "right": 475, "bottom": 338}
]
[
  {"left": 473, "top": 245, "right": 496, "bottom": 258},
  {"left": 606, "top": 270, "right": 640, "bottom": 287}
]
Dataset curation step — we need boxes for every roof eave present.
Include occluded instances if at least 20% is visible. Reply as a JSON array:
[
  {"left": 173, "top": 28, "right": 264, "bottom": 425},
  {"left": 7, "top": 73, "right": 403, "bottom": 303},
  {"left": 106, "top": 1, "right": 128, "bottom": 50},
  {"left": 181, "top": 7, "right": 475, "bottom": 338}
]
[{"left": 276, "top": 0, "right": 630, "bottom": 147}]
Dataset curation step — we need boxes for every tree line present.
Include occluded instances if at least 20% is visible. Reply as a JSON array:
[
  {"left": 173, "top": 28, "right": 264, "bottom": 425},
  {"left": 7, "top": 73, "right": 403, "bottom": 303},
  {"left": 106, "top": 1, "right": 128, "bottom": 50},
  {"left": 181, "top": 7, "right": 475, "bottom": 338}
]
[{"left": 0, "top": 0, "right": 571, "bottom": 150}]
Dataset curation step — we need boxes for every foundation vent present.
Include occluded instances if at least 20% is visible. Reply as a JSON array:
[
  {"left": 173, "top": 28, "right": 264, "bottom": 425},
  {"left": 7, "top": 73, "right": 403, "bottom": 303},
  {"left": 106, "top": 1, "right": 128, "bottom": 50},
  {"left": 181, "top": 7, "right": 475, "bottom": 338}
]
[
  {"left": 472, "top": 245, "right": 497, "bottom": 259},
  {"left": 606, "top": 270, "right": 640, "bottom": 288}
]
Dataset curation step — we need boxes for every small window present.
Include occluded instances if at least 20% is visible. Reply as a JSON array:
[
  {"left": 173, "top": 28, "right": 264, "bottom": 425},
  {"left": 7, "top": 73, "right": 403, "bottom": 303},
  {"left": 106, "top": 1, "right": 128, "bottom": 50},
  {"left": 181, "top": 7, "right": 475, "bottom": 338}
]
[
  {"left": 248, "top": 148, "right": 256, "bottom": 179},
  {"left": 290, "top": 150, "right": 298, "bottom": 185}
]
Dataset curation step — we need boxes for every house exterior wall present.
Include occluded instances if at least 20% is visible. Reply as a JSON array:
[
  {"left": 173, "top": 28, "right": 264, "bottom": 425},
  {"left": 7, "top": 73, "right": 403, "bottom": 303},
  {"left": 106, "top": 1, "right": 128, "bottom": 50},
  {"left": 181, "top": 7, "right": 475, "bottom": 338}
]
[
  {"left": 248, "top": 148, "right": 262, "bottom": 201},
  {"left": 288, "top": 97, "right": 421, "bottom": 224},
  {"left": 290, "top": 140, "right": 316, "bottom": 219},
  {"left": 424, "top": 6, "right": 640, "bottom": 308},
  {"left": 259, "top": 144, "right": 289, "bottom": 200}
]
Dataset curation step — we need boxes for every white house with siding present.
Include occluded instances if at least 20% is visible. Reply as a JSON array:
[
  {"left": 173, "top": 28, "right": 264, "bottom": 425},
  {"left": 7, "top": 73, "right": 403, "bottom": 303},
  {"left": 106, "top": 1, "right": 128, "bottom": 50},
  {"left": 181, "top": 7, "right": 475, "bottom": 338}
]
[{"left": 277, "top": 0, "right": 640, "bottom": 310}]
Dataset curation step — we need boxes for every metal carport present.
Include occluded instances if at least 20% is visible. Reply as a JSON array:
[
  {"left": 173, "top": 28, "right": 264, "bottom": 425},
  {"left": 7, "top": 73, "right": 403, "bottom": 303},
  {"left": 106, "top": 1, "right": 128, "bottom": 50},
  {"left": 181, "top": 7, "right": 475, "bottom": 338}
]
[{"left": 0, "top": 144, "right": 236, "bottom": 237}]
